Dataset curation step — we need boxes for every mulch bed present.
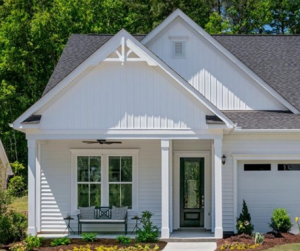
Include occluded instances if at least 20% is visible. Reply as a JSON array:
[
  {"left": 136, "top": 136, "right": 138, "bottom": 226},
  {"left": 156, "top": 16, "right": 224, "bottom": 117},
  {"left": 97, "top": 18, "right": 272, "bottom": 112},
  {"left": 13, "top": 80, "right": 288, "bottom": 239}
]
[
  {"left": 1, "top": 239, "right": 167, "bottom": 251},
  {"left": 216, "top": 232, "right": 300, "bottom": 251}
]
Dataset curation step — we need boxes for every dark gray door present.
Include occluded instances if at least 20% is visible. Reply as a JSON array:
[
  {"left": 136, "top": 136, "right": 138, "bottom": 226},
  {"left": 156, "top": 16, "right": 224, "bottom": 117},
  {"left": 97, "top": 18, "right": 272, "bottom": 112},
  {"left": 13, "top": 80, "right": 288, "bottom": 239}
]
[{"left": 180, "top": 157, "right": 204, "bottom": 227}]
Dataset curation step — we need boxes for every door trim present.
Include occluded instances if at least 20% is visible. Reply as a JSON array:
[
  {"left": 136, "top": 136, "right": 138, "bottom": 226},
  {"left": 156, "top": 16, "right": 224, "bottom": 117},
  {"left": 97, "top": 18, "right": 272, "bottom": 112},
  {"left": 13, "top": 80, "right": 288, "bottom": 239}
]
[{"left": 174, "top": 151, "right": 211, "bottom": 230}]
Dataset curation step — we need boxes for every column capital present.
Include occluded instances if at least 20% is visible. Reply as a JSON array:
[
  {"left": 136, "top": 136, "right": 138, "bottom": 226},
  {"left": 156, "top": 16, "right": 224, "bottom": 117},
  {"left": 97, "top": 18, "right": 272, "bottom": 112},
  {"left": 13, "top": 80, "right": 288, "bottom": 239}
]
[
  {"left": 27, "top": 139, "right": 36, "bottom": 149},
  {"left": 161, "top": 139, "right": 170, "bottom": 149}
]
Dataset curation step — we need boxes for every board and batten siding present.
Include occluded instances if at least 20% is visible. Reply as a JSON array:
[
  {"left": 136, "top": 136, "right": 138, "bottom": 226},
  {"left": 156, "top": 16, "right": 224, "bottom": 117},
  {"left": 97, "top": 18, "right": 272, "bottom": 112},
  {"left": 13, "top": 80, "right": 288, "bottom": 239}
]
[
  {"left": 146, "top": 17, "right": 286, "bottom": 111},
  {"left": 222, "top": 134, "right": 300, "bottom": 232},
  {"left": 39, "top": 62, "right": 211, "bottom": 131},
  {"left": 40, "top": 140, "right": 161, "bottom": 233}
]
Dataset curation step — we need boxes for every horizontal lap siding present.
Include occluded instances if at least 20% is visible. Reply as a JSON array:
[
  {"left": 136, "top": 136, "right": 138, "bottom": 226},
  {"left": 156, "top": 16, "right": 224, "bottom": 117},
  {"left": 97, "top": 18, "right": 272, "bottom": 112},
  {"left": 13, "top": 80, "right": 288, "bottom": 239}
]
[
  {"left": 40, "top": 140, "right": 161, "bottom": 233},
  {"left": 223, "top": 135, "right": 300, "bottom": 233}
]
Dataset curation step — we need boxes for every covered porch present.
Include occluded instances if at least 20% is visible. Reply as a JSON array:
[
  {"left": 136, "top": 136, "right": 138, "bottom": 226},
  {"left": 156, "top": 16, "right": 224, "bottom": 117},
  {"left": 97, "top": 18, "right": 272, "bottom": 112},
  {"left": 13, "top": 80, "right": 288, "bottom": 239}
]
[{"left": 27, "top": 137, "right": 224, "bottom": 239}]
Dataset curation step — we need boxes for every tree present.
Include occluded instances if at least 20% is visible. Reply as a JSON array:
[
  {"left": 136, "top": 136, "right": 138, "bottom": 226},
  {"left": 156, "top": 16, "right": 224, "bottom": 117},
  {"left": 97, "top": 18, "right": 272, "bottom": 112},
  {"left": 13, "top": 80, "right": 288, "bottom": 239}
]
[{"left": 236, "top": 200, "right": 254, "bottom": 235}]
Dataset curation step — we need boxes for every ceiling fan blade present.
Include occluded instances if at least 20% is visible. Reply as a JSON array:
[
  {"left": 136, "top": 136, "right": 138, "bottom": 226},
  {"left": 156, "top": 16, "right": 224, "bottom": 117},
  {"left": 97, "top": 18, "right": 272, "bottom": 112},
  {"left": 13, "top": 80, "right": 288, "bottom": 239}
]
[
  {"left": 105, "top": 141, "right": 122, "bottom": 144},
  {"left": 82, "top": 141, "right": 99, "bottom": 144}
]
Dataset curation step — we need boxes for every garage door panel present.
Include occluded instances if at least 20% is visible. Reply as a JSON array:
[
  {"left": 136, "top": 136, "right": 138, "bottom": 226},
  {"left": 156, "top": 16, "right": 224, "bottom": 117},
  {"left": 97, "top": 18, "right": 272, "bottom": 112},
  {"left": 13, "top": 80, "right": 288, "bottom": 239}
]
[{"left": 238, "top": 162, "right": 300, "bottom": 234}]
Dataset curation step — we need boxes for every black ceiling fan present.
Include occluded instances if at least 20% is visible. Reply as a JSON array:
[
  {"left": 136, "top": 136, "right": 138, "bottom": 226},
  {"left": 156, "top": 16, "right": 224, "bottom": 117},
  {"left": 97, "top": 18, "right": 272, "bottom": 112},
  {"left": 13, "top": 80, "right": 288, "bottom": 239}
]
[{"left": 82, "top": 139, "right": 122, "bottom": 145}]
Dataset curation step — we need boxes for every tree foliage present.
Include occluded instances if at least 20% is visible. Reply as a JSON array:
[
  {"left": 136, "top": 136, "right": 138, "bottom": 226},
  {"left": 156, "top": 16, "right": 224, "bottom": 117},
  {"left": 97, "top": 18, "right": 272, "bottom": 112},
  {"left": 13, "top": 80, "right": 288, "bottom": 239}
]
[{"left": 1, "top": 0, "right": 300, "bottom": 171}]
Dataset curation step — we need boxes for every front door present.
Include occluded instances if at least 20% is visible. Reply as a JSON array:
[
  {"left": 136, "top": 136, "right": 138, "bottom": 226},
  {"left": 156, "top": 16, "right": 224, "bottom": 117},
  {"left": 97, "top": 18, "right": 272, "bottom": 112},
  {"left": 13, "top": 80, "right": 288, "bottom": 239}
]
[{"left": 180, "top": 157, "right": 204, "bottom": 227}]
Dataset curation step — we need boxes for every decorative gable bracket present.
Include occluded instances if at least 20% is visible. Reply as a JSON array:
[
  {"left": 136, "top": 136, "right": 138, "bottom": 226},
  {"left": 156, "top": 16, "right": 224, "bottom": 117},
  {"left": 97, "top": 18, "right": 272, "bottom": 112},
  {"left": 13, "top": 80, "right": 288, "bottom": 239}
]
[{"left": 104, "top": 36, "right": 157, "bottom": 66}]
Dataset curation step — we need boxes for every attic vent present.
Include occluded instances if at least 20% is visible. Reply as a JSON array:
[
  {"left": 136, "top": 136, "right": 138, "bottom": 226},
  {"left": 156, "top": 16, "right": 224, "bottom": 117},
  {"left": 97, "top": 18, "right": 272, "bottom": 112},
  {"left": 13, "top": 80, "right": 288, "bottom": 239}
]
[{"left": 173, "top": 41, "right": 186, "bottom": 58}]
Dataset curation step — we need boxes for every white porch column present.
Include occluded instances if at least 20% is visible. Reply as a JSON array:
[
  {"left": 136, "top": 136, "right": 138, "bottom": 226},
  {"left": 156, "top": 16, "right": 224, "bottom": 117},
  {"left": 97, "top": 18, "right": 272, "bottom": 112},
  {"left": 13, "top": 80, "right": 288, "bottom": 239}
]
[
  {"left": 28, "top": 139, "right": 37, "bottom": 235},
  {"left": 214, "top": 138, "right": 223, "bottom": 238},
  {"left": 161, "top": 139, "right": 170, "bottom": 238}
]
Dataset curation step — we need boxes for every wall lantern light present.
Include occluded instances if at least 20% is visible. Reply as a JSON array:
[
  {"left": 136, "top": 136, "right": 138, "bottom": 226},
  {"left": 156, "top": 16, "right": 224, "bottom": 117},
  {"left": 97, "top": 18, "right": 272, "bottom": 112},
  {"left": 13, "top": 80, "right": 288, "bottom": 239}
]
[{"left": 222, "top": 154, "right": 226, "bottom": 165}]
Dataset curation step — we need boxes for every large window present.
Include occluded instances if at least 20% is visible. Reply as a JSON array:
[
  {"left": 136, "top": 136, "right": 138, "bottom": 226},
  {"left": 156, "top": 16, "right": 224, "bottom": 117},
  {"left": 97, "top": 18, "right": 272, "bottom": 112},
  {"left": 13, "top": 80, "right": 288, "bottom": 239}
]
[
  {"left": 109, "top": 157, "right": 132, "bottom": 209},
  {"left": 73, "top": 151, "right": 136, "bottom": 211},
  {"left": 77, "top": 156, "right": 101, "bottom": 207}
]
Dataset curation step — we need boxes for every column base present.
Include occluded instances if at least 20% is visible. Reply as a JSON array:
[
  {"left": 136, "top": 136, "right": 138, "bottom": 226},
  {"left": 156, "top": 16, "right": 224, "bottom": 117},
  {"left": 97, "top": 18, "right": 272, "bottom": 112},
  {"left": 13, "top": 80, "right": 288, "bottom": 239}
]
[
  {"left": 214, "top": 227, "right": 223, "bottom": 238},
  {"left": 28, "top": 227, "right": 37, "bottom": 236},
  {"left": 161, "top": 227, "right": 170, "bottom": 238}
]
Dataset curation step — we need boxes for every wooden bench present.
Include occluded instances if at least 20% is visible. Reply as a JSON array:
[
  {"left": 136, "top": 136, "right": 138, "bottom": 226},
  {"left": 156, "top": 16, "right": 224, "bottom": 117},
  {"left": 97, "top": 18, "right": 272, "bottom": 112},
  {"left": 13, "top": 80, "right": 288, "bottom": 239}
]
[{"left": 77, "top": 207, "right": 128, "bottom": 235}]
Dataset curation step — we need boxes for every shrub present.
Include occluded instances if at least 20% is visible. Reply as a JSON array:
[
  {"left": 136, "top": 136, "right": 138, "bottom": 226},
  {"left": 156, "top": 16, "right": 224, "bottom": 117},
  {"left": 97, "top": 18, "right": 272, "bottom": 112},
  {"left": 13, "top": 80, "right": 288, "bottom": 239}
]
[
  {"left": 116, "top": 235, "right": 132, "bottom": 245},
  {"left": 7, "top": 176, "right": 27, "bottom": 198},
  {"left": 269, "top": 208, "right": 292, "bottom": 233},
  {"left": 236, "top": 200, "right": 254, "bottom": 235},
  {"left": 66, "top": 244, "right": 159, "bottom": 251},
  {"left": 81, "top": 233, "right": 98, "bottom": 242},
  {"left": 0, "top": 210, "right": 27, "bottom": 244},
  {"left": 252, "top": 232, "right": 264, "bottom": 245},
  {"left": 25, "top": 235, "right": 43, "bottom": 250},
  {"left": 50, "top": 237, "right": 70, "bottom": 246},
  {"left": 136, "top": 211, "right": 159, "bottom": 243},
  {"left": 10, "top": 243, "right": 27, "bottom": 251},
  {"left": 220, "top": 242, "right": 259, "bottom": 250}
]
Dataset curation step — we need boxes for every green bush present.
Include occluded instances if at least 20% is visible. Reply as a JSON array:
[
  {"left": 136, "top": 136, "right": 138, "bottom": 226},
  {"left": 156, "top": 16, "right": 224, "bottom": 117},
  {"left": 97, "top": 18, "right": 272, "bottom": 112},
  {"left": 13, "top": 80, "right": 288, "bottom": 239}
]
[
  {"left": 136, "top": 211, "right": 159, "bottom": 243},
  {"left": 116, "top": 235, "right": 131, "bottom": 244},
  {"left": 0, "top": 210, "right": 27, "bottom": 244},
  {"left": 25, "top": 235, "right": 43, "bottom": 250},
  {"left": 236, "top": 200, "right": 254, "bottom": 235},
  {"left": 50, "top": 237, "right": 71, "bottom": 246},
  {"left": 269, "top": 208, "right": 292, "bottom": 233},
  {"left": 7, "top": 176, "right": 27, "bottom": 198},
  {"left": 81, "top": 232, "right": 97, "bottom": 242}
]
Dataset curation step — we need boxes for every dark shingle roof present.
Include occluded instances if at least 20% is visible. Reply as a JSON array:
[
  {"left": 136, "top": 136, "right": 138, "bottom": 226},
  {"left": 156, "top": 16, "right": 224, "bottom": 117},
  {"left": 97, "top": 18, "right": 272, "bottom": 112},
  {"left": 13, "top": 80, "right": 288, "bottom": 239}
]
[
  {"left": 223, "top": 110, "right": 300, "bottom": 129},
  {"left": 43, "top": 34, "right": 146, "bottom": 95},
  {"left": 213, "top": 35, "right": 300, "bottom": 111}
]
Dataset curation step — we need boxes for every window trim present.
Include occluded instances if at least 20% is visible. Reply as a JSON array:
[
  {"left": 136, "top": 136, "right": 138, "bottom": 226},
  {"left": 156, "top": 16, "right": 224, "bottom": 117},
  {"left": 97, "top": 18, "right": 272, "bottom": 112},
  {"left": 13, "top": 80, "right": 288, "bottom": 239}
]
[{"left": 70, "top": 149, "right": 139, "bottom": 214}]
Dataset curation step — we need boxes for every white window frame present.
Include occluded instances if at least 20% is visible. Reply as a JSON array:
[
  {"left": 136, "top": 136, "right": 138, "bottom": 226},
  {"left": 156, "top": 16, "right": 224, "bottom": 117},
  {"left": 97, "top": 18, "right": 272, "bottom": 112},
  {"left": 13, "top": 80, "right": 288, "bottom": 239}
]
[
  {"left": 70, "top": 149, "right": 139, "bottom": 214},
  {"left": 169, "top": 36, "right": 188, "bottom": 59}
]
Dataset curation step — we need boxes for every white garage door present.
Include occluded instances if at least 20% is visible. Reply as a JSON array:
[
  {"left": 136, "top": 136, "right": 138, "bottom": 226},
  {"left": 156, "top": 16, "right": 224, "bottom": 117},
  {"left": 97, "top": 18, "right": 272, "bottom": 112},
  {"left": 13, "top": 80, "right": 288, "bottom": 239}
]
[{"left": 238, "top": 161, "right": 300, "bottom": 234}]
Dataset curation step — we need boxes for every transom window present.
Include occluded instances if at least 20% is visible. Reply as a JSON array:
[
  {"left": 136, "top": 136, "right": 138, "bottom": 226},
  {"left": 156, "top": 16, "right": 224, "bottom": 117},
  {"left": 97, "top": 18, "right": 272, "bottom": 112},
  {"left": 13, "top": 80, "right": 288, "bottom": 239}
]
[
  {"left": 278, "top": 164, "right": 300, "bottom": 171},
  {"left": 244, "top": 164, "right": 271, "bottom": 171},
  {"left": 73, "top": 150, "right": 137, "bottom": 212}
]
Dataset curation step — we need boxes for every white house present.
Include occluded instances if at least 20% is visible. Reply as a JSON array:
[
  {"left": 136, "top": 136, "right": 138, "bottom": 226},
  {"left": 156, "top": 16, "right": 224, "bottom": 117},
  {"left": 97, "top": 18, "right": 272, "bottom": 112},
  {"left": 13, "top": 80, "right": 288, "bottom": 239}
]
[
  {"left": 12, "top": 9, "right": 300, "bottom": 239},
  {"left": 0, "top": 139, "right": 13, "bottom": 190}
]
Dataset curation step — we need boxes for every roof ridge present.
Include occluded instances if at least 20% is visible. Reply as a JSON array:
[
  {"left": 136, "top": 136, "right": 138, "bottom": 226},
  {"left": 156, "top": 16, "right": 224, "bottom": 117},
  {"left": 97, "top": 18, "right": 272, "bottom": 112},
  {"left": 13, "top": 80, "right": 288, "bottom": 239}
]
[{"left": 212, "top": 34, "right": 300, "bottom": 37}]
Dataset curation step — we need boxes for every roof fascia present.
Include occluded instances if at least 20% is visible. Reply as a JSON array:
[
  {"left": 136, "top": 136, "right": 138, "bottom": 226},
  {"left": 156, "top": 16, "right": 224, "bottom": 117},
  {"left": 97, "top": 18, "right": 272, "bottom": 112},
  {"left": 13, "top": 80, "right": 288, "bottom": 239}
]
[
  {"left": 141, "top": 9, "right": 299, "bottom": 114},
  {"left": 12, "top": 29, "right": 234, "bottom": 128}
]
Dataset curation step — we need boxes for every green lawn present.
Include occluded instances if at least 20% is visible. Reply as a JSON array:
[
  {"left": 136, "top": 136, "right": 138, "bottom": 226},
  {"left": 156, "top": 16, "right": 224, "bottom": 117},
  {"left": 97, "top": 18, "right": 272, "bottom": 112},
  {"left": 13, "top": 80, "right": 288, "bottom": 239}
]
[
  {"left": 264, "top": 243, "right": 300, "bottom": 251},
  {"left": 8, "top": 195, "right": 28, "bottom": 213}
]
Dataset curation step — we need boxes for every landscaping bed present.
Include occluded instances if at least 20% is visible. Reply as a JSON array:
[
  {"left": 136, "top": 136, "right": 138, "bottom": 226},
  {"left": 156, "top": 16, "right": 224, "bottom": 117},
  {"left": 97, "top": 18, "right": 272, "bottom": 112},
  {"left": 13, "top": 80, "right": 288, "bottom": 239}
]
[
  {"left": 216, "top": 232, "right": 300, "bottom": 251},
  {"left": 1, "top": 239, "right": 167, "bottom": 251}
]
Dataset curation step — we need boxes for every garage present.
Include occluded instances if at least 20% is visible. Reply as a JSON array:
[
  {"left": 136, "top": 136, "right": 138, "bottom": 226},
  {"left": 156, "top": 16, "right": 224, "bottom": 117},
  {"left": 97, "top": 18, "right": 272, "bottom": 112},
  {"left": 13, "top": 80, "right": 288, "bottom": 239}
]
[{"left": 237, "top": 161, "right": 300, "bottom": 234}]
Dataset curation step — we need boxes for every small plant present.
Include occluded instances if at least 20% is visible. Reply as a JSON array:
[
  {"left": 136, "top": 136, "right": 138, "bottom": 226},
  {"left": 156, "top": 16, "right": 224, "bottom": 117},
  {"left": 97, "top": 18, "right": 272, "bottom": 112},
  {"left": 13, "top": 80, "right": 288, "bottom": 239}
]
[
  {"left": 81, "top": 232, "right": 98, "bottom": 242},
  {"left": 10, "top": 243, "right": 27, "bottom": 251},
  {"left": 269, "top": 208, "right": 292, "bottom": 233},
  {"left": 116, "top": 235, "right": 132, "bottom": 244},
  {"left": 136, "top": 211, "right": 159, "bottom": 243},
  {"left": 221, "top": 242, "right": 259, "bottom": 250},
  {"left": 295, "top": 217, "right": 300, "bottom": 233},
  {"left": 67, "top": 244, "right": 159, "bottom": 251},
  {"left": 50, "top": 237, "right": 71, "bottom": 246},
  {"left": 25, "top": 235, "right": 43, "bottom": 250},
  {"left": 252, "top": 232, "right": 264, "bottom": 245},
  {"left": 236, "top": 200, "right": 254, "bottom": 235}
]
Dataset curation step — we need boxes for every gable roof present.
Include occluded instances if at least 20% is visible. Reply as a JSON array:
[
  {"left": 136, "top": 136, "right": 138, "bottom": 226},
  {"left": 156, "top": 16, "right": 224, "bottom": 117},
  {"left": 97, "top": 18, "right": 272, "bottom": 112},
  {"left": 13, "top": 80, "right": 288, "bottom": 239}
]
[
  {"left": 43, "top": 34, "right": 145, "bottom": 95},
  {"left": 213, "top": 35, "right": 300, "bottom": 112},
  {"left": 223, "top": 110, "right": 300, "bottom": 129},
  {"left": 0, "top": 140, "right": 13, "bottom": 176},
  {"left": 13, "top": 29, "right": 234, "bottom": 128}
]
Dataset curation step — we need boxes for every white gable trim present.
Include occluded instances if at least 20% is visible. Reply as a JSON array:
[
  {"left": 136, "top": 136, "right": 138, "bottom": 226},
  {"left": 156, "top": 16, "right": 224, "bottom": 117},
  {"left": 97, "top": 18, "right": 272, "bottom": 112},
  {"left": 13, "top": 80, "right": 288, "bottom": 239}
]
[
  {"left": 0, "top": 140, "right": 13, "bottom": 176},
  {"left": 13, "top": 29, "right": 234, "bottom": 129},
  {"left": 142, "top": 9, "right": 299, "bottom": 114}
]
